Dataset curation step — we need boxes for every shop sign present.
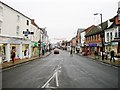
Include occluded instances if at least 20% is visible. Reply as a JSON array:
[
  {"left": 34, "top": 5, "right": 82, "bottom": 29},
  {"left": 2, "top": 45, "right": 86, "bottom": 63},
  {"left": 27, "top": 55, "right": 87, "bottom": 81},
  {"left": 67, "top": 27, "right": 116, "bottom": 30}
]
[
  {"left": 104, "top": 42, "right": 111, "bottom": 46},
  {"left": 97, "top": 43, "right": 102, "bottom": 46},
  {"left": 111, "top": 42, "right": 118, "bottom": 45},
  {"left": 32, "top": 42, "right": 38, "bottom": 47},
  {"left": 0, "top": 37, "right": 10, "bottom": 43},
  {"left": 10, "top": 38, "right": 22, "bottom": 44},
  {"left": 89, "top": 43, "right": 97, "bottom": 47},
  {"left": 22, "top": 40, "right": 31, "bottom": 44}
]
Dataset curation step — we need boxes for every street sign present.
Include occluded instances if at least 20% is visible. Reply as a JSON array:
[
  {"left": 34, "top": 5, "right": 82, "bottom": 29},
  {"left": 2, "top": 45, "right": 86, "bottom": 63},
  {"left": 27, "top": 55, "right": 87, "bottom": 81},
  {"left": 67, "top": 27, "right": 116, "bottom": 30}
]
[{"left": 23, "top": 29, "right": 34, "bottom": 36}]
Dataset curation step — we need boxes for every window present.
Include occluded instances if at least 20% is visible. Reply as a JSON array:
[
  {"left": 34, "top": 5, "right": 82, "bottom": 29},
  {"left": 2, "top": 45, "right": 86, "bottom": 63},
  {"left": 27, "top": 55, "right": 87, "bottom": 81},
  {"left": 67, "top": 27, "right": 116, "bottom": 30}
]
[
  {"left": 106, "top": 33, "right": 109, "bottom": 42},
  {"left": 115, "top": 32, "right": 117, "bottom": 37},
  {"left": 98, "top": 34, "right": 100, "bottom": 40},
  {"left": 0, "top": 21, "right": 2, "bottom": 34},
  {"left": 16, "top": 26, "right": 20, "bottom": 36},
  {"left": 0, "top": 6, "right": 3, "bottom": 16},
  {"left": 119, "top": 27, "right": 120, "bottom": 37},
  {"left": 110, "top": 32, "right": 112, "bottom": 41},
  {"left": 0, "top": 28, "right": 1, "bottom": 34},
  {"left": 27, "top": 20, "right": 29, "bottom": 25},
  {"left": 17, "top": 15, "right": 20, "bottom": 22}
]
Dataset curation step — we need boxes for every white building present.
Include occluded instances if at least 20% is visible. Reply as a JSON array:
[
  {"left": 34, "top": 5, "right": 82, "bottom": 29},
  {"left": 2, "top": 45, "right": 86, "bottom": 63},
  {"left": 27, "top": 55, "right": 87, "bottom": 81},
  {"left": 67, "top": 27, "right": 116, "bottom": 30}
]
[
  {"left": 30, "top": 19, "right": 43, "bottom": 57},
  {"left": 80, "top": 31, "right": 85, "bottom": 53},
  {"left": 104, "top": 16, "right": 120, "bottom": 60},
  {"left": 0, "top": 1, "right": 33, "bottom": 63}
]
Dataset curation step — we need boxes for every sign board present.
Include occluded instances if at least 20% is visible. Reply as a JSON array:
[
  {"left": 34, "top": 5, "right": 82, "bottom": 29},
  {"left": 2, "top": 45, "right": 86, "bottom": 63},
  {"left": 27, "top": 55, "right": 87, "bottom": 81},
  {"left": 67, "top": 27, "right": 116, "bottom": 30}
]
[{"left": 111, "top": 42, "right": 118, "bottom": 45}]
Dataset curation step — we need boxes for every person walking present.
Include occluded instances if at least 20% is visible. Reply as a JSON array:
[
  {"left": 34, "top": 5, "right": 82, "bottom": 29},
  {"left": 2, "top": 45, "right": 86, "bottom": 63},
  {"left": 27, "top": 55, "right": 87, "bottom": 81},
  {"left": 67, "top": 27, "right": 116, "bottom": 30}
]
[
  {"left": 70, "top": 48, "right": 73, "bottom": 56},
  {"left": 110, "top": 49, "right": 115, "bottom": 62},
  {"left": 94, "top": 51, "right": 97, "bottom": 59},
  {"left": 11, "top": 48, "right": 16, "bottom": 64}
]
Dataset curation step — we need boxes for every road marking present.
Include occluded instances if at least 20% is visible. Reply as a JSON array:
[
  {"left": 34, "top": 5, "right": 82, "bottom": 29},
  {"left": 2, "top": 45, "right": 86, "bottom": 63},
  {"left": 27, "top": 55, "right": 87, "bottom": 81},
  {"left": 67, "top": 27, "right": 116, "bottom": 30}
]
[
  {"left": 41, "top": 65, "right": 61, "bottom": 88},
  {"left": 41, "top": 71, "right": 59, "bottom": 88}
]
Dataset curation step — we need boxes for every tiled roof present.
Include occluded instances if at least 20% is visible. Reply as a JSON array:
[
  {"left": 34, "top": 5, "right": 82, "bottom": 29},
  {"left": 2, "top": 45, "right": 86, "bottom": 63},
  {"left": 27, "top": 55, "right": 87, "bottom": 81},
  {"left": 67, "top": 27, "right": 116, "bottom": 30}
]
[
  {"left": 84, "top": 25, "right": 95, "bottom": 33},
  {"left": 85, "top": 21, "right": 108, "bottom": 37},
  {"left": 85, "top": 26, "right": 101, "bottom": 37}
]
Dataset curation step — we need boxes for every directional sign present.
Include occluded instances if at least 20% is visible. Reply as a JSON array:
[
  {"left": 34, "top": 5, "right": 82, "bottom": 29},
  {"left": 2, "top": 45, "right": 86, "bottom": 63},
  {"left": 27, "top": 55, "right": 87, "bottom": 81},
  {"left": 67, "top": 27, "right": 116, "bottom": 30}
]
[{"left": 23, "top": 29, "right": 34, "bottom": 36}]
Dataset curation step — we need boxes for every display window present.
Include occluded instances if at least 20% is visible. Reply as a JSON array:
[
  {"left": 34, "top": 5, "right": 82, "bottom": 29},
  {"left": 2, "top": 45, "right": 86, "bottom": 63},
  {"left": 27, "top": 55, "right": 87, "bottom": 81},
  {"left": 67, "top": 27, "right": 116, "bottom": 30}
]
[{"left": 0, "top": 44, "right": 6, "bottom": 62}]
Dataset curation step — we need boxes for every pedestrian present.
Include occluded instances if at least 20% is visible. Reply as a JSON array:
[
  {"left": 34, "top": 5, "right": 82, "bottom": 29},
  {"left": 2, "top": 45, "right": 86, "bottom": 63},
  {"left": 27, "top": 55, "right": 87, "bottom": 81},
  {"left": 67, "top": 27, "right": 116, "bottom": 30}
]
[
  {"left": 110, "top": 49, "right": 115, "bottom": 62},
  {"left": 42, "top": 49, "right": 44, "bottom": 55},
  {"left": 94, "top": 51, "right": 97, "bottom": 59},
  {"left": 70, "top": 48, "right": 73, "bottom": 56},
  {"left": 11, "top": 48, "right": 16, "bottom": 64}
]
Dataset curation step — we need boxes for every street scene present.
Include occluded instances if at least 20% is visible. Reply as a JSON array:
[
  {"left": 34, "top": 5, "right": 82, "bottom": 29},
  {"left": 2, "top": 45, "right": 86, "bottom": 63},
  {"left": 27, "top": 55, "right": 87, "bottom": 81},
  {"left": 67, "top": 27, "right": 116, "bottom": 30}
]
[{"left": 0, "top": 0, "right": 120, "bottom": 89}]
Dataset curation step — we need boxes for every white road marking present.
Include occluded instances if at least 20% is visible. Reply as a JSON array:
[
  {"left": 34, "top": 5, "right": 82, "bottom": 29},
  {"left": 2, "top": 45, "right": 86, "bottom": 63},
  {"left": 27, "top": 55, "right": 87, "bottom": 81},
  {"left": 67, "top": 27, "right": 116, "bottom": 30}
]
[
  {"left": 41, "top": 71, "right": 58, "bottom": 88},
  {"left": 41, "top": 65, "right": 61, "bottom": 88}
]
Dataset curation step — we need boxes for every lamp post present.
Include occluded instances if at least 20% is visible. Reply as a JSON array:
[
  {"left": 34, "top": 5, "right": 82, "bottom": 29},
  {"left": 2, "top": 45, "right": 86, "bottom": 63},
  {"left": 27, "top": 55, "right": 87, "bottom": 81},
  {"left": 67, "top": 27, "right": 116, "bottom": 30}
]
[
  {"left": 38, "top": 40, "right": 41, "bottom": 57},
  {"left": 94, "top": 13, "right": 104, "bottom": 60}
]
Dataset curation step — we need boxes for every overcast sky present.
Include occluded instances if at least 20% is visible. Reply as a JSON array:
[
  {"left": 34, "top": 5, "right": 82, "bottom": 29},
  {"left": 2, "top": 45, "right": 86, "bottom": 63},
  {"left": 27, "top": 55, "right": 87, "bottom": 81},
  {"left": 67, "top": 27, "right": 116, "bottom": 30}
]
[{"left": 1, "top": 0, "right": 120, "bottom": 43}]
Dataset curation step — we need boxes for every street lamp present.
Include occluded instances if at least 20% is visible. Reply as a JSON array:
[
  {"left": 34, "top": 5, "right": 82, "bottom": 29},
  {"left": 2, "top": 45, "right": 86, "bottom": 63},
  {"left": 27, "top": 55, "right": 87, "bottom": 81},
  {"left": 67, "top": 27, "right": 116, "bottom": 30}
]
[{"left": 94, "top": 13, "right": 104, "bottom": 60}]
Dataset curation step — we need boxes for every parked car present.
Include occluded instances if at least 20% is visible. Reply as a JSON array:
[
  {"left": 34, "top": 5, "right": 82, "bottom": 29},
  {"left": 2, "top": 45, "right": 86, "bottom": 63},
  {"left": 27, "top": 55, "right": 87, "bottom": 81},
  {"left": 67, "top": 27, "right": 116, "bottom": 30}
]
[{"left": 54, "top": 48, "right": 59, "bottom": 54}]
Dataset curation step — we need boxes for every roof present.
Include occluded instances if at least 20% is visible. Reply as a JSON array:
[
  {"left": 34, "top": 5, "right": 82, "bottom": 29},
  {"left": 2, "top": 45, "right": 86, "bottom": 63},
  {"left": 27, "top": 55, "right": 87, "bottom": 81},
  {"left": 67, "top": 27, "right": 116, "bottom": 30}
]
[
  {"left": 109, "top": 15, "right": 120, "bottom": 27},
  {"left": 84, "top": 25, "right": 95, "bottom": 33},
  {"left": 31, "top": 19, "right": 39, "bottom": 28},
  {"left": 85, "top": 20, "right": 108, "bottom": 37},
  {"left": 0, "top": 1, "right": 31, "bottom": 20},
  {"left": 85, "top": 26, "right": 101, "bottom": 37},
  {"left": 77, "top": 28, "right": 85, "bottom": 33}
]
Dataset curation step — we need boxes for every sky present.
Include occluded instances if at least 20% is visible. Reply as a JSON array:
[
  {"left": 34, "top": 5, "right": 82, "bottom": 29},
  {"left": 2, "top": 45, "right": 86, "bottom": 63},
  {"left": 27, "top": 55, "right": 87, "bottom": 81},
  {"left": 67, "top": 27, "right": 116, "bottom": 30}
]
[{"left": 1, "top": 0, "right": 120, "bottom": 43}]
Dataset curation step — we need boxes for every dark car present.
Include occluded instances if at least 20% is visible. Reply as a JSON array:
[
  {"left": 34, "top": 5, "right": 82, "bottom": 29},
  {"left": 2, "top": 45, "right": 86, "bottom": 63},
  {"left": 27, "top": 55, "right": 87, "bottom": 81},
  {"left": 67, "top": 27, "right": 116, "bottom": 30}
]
[{"left": 54, "top": 48, "right": 59, "bottom": 54}]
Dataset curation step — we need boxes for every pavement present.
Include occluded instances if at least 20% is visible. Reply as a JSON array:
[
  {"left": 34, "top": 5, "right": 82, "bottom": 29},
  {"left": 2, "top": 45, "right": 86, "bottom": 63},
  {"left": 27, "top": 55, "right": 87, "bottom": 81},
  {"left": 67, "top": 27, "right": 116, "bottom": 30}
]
[
  {"left": 0, "top": 52, "right": 51, "bottom": 70},
  {"left": 77, "top": 53, "right": 120, "bottom": 68}
]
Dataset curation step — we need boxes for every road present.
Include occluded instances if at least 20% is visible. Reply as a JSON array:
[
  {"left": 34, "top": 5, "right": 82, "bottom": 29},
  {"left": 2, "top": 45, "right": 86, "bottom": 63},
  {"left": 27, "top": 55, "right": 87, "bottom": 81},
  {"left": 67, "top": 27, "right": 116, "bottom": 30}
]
[{"left": 2, "top": 49, "right": 119, "bottom": 88}]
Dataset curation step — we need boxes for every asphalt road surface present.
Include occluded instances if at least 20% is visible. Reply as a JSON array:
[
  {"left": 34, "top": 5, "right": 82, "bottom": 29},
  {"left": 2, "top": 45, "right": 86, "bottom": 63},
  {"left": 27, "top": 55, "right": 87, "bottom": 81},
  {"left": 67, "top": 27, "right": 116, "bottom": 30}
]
[{"left": 2, "top": 49, "right": 119, "bottom": 88}]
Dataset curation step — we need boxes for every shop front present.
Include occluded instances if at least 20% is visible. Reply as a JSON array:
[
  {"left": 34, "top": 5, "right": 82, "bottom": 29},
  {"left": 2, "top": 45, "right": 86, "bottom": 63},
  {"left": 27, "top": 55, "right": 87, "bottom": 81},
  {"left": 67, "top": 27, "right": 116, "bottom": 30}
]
[
  {"left": 0, "top": 44, "right": 6, "bottom": 63},
  {"left": 31, "top": 42, "right": 39, "bottom": 57},
  {"left": 0, "top": 36, "right": 32, "bottom": 63},
  {"left": 88, "top": 43, "right": 98, "bottom": 54},
  {"left": 22, "top": 40, "right": 31, "bottom": 59}
]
